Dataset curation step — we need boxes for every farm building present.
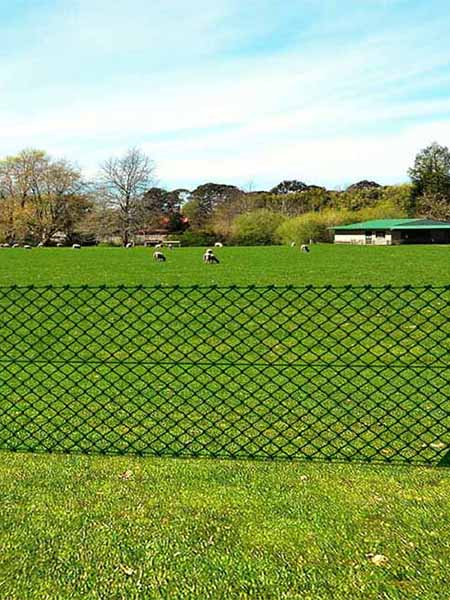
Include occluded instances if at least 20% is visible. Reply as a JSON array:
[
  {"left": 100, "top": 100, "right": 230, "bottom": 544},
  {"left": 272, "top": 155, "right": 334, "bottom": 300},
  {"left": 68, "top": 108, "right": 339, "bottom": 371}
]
[{"left": 331, "top": 218, "right": 450, "bottom": 245}]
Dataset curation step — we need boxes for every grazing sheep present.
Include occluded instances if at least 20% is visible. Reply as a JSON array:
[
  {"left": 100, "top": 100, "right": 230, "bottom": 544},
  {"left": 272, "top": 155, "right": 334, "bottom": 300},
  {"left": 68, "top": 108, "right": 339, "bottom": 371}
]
[
  {"left": 125, "top": 242, "right": 134, "bottom": 248},
  {"left": 301, "top": 244, "right": 310, "bottom": 253},
  {"left": 72, "top": 244, "right": 81, "bottom": 249},
  {"left": 214, "top": 242, "right": 223, "bottom": 248},
  {"left": 153, "top": 250, "right": 166, "bottom": 262},
  {"left": 12, "top": 243, "right": 20, "bottom": 248},
  {"left": 1, "top": 243, "right": 10, "bottom": 248},
  {"left": 24, "top": 245, "right": 32, "bottom": 249},
  {"left": 203, "top": 249, "right": 219, "bottom": 264},
  {"left": 56, "top": 243, "right": 64, "bottom": 247},
  {"left": 37, "top": 242, "right": 44, "bottom": 247},
  {"left": 290, "top": 241, "right": 296, "bottom": 248}
]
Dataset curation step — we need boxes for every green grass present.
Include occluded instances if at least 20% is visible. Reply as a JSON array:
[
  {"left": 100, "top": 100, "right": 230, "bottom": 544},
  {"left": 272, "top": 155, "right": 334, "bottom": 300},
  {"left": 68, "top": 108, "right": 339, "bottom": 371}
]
[
  {"left": 0, "top": 244, "right": 449, "bottom": 286},
  {"left": 0, "top": 453, "right": 449, "bottom": 599},
  {"left": 0, "top": 245, "right": 449, "bottom": 598}
]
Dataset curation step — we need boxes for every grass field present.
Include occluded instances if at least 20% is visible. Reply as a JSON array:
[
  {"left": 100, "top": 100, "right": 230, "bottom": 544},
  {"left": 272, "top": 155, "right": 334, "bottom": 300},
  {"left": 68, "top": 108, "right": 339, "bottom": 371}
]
[
  {"left": 0, "top": 245, "right": 449, "bottom": 598},
  {"left": 0, "top": 243, "right": 449, "bottom": 286}
]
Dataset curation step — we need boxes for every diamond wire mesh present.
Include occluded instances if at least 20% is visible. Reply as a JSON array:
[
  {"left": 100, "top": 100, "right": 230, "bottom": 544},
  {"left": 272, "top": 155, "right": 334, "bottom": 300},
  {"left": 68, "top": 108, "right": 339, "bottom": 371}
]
[{"left": 0, "top": 284, "right": 448, "bottom": 464}]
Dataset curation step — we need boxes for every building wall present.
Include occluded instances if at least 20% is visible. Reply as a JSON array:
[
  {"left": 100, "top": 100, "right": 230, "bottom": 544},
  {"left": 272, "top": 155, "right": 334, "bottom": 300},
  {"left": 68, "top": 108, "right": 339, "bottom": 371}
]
[
  {"left": 334, "top": 232, "right": 366, "bottom": 244},
  {"left": 334, "top": 230, "right": 392, "bottom": 245}
]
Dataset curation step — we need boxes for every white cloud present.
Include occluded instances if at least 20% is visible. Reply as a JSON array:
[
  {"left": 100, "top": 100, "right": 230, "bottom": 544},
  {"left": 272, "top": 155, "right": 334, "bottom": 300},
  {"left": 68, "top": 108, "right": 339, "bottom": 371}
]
[{"left": 0, "top": 1, "right": 449, "bottom": 189}]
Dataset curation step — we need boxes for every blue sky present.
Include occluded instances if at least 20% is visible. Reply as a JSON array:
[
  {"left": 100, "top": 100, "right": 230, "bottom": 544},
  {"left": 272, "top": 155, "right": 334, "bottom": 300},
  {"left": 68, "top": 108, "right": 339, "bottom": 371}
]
[{"left": 1, "top": 0, "right": 450, "bottom": 190}]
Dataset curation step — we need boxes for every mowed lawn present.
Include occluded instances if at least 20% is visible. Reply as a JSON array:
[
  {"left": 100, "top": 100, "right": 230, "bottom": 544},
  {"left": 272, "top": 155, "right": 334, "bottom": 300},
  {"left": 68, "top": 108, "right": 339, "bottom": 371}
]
[
  {"left": 0, "top": 243, "right": 449, "bottom": 286},
  {"left": 0, "top": 245, "right": 449, "bottom": 599}
]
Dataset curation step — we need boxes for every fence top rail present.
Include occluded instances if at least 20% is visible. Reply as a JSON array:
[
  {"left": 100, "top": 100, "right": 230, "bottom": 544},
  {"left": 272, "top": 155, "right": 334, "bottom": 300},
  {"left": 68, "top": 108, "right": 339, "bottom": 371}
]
[{"left": 0, "top": 284, "right": 449, "bottom": 291}]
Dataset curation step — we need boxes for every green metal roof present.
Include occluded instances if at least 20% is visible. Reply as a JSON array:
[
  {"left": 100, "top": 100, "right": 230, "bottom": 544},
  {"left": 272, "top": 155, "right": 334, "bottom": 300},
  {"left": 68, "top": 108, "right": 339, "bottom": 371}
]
[{"left": 331, "top": 218, "right": 450, "bottom": 231}]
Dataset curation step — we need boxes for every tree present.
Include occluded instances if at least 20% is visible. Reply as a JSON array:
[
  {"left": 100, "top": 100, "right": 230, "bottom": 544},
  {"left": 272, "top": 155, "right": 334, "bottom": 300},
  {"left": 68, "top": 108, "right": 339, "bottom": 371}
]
[
  {"left": 140, "top": 187, "right": 189, "bottom": 232},
  {"left": 346, "top": 180, "right": 381, "bottom": 192},
  {"left": 270, "top": 180, "right": 308, "bottom": 195},
  {"left": 0, "top": 149, "right": 85, "bottom": 244},
  {"left": 416, "top": 192, "right": 450, "bottom": 221},
  {"left": 231, "top": 209, "right": 285, "bottom": 245},
  {"left": 409, "top": 142, "right": 450, "bottom": 199},
  {"left": 99, "top": 148, "right": 156, "bottom": 245},
  {"left": 190, "top": 183, "right": 242, "bottom": 223}
]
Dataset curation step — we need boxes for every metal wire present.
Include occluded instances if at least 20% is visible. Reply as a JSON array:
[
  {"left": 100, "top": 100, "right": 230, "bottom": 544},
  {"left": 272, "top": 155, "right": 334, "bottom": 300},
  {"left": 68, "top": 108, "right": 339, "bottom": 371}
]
[{"left": 0, "top": 284, "right": 448, "bottom": 464}]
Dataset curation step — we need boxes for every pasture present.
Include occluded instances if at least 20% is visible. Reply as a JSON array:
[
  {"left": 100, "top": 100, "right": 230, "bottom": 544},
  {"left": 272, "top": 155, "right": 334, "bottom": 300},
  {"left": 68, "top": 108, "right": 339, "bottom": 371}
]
[
  {"left": 0, "top": 244, "right": 449, "bottom": 598},
  {"left": 0, "top": 243, "right": 449, "bottom": 286}
]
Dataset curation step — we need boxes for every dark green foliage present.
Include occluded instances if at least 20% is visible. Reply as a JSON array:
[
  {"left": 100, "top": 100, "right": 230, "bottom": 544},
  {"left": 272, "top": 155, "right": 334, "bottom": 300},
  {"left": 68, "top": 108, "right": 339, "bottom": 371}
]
[
  {"left": 173, "top": 229, "right": 217, "bottom": 247},
  {"left": 270, "top": 180, "right": 308, "bottom": 194},
  {"left": 409, "top": 142, "right": 450, "bottom": 199}
]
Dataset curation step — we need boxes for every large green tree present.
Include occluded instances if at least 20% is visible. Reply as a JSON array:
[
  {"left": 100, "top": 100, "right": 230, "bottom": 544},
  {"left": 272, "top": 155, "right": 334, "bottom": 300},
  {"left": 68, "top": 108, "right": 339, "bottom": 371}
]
[{"left": 408, "top": 142, "right": 450, "bottom": 199}]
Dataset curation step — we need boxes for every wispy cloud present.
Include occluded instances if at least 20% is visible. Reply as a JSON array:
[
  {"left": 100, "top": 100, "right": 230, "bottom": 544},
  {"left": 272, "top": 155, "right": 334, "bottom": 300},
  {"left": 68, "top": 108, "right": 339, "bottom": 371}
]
[{"left": 0, "top": 0, "right": 449, "bottom": 189}]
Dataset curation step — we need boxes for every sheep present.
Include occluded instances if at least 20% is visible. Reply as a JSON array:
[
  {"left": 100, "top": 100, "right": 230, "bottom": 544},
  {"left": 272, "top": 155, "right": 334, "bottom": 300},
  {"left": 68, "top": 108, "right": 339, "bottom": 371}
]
[
  {"left": 37, "top": 242, "right": 44, "bottom": 247},
  {"left": 23, "top": 244, "right": 32, "bottom": 250},
  {"left": 56, "top": 243, "right": 64, "bottom": 247},
  {"left": 153, "top": 250, "right": 166, "bottom": 262},
  {"left": 12, "top": 243, "right": 20, "bottom": 248},
  {"left": 1, "top": 243, "right": 10, "bottom": 248},
  {"left": 214, "top": 242, "right": 223, "bottom": 248},
  {"left": 154, "top": 243, "right": 162, "bottom": 249},
  {"left": 301, "top": 244, "right": 310, "bottom": 253},
  {"left": 125, "top": 242, "right": 134, "bottom": 248},
  {"left": 72, "top": 244, "right": 81, "bottom": 249},
  {"left": 203, "top": 249, "right": 219, "bottom": 264},
  {"left": 167, "top": 243, "right": 173, "bottom": 250},
  {"left": 290, "top": 241, "right": 296, "bottom": 248}
]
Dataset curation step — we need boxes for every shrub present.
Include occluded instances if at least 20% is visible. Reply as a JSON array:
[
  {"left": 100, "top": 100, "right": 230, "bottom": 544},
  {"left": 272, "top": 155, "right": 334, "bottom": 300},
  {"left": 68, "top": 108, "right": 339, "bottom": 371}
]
[
  {"left": 173, "top": 230, "right": 217, "bottom": 247},
  {"left": 231, "top": 210, "right": 286, "bottom": 245}
]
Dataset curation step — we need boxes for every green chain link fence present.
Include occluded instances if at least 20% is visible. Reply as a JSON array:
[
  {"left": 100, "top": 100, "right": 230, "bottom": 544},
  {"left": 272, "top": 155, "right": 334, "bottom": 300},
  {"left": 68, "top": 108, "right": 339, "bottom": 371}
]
[{"left": 0, "top": 284, "right": 448, "bottom": 464}]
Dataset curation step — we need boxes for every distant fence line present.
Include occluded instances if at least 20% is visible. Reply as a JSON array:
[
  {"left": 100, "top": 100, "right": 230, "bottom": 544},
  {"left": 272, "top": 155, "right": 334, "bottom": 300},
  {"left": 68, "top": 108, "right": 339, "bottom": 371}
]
[{"left": 0, "top": 284, "right": 448, "bottom": 465}]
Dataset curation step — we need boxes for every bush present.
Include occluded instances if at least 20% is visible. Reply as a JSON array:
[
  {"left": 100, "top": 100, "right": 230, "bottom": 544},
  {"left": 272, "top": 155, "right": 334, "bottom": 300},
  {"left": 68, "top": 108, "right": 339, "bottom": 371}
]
[
  {"left": 277, "top": 209, "right": 354, "bottom": 245},
  {"left": 231, "top": 210, "right": 285, "bottom": 245},
  {"left": 277, "top": 202, "right": 408, "bottom": 246},
  {"left": 173, "top": 230, "right": 217, "bottom": 247}
]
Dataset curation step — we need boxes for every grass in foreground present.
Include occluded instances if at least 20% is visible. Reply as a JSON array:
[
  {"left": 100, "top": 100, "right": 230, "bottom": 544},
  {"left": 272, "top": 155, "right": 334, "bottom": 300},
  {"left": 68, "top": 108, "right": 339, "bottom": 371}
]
[
  {"left": 0, "top": 244, "right": 449, "bottom": 286},
  {"left": 0, "top": 245, "right": 449, "bottom": 598},
  {"left": 0, "top": 453, "right": 449, "bottom": 599}
]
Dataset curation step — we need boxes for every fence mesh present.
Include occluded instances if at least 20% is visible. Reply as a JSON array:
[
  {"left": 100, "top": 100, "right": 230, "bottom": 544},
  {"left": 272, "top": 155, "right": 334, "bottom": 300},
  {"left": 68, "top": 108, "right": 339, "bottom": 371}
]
[{"left": 0, "top": 284, "right": 448, "bottom": 464}]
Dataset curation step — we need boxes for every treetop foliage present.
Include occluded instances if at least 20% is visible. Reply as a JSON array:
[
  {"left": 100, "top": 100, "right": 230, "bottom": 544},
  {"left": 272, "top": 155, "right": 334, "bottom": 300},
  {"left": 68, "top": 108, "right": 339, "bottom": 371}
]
[{"left": 0, "top": 143, "right": 448, "bottom": 246}]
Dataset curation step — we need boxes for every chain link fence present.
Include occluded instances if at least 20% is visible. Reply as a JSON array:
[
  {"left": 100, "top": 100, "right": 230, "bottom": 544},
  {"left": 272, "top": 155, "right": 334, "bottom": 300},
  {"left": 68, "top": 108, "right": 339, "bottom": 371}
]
[{"left": 0, "top": 284, "right": 448, "bottom": 464}]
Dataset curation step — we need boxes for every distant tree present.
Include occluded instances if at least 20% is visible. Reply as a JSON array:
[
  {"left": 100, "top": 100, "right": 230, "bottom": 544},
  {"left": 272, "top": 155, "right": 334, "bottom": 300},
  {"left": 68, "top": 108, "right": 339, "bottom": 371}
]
[
  {"left": 99, "top": 147, "right": 156, "bottom": 245},
  {"left": 140, "top": 187, "right": 190, "bottom": 232},
  {"left": 346, "top": 180, "right": 381, "bottom": 192},
  {"left": 231, "top": 209, "right": 285, "bottom": 245},
  {"left": 190, "top": 183, "right": 242, "bottom": 223},
  {"left": 270, "top": 180, "right": 308, "bottom": 195},
  {"left": 416, "top": 192, "right": 450, "bottom": 221},
  {"left": 409, "top": 142, "right": 450, "bottom": 199},
  {"left": 0, "top": 149, "right": 85, "bottom": 244}
]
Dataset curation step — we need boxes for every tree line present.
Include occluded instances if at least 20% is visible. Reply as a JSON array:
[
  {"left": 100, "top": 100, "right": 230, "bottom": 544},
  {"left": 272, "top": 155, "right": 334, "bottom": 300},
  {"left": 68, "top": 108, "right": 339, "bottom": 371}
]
[{"left": 0, "top": 143, "right": 449, "bottom": 246}]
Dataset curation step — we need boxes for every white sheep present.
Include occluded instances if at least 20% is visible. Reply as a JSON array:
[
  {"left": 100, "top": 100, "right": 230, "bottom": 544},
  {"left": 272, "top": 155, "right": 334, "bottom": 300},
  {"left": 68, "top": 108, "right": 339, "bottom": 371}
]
[
  {"left": 37, "top": 242, "right": 44, "bottom": 247},
  {"left": 72, "top": 244, "right": 81, "bottom": 249},
  {"left": 290, "top": 241, "right": 296, "bottom": 248},
  {"left": 153, "top": 250, "right": 166, "bottom": 262},
  {"left": 301, "top": 244, "right": 310, "bottom": 253},
  {"left": 203, "top": 249, "right": 219, "bottom": 264},
  {"left": 214, "top": 242, "right": 223, "bottom": 248},
  {"left": 1, "top": 243, "right": 10, "bottom": 248},
  {"left": 12, "top": 243, "right": 20, "bottom": 248},
  {"left": 125, "top": 242, "right": 134, "bottom": 248},
  {"left": 24, "top": 245, "right": 32, "bottom": 250},
  {"left": 56, "top": 243, "right": 64, "bottom": 247}
]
